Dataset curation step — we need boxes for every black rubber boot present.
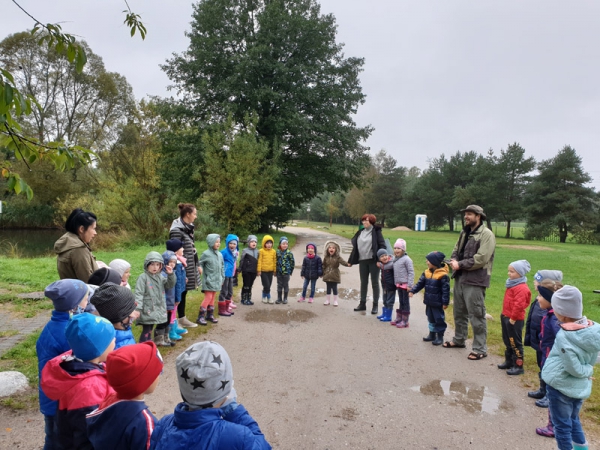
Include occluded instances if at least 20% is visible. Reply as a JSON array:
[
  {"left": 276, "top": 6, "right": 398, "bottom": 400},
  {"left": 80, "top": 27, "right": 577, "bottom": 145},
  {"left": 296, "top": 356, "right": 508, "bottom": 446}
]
[
  {"left": 528, "top": 377, "right": 546, "bottom": 399},
  {"left": 432, "top": 332, "right": 444, "bottom": 346},
  {"left": 196, "top": 308, "right": 207, "bottom": 326},
  {"left": 497, "top": 351, "right": 513, "bottom": 370},
  {"left": 423, "top": 331, "right": 436, "bottom": 342},
  {"left": 507, "top": 359, "right": 524, "bottom": 375},
  {"left": 354, "top": 302, "right": 367, "bottom": 312},
  {"left": 206, "top": 306, "right": 219, "bottom": 323}
]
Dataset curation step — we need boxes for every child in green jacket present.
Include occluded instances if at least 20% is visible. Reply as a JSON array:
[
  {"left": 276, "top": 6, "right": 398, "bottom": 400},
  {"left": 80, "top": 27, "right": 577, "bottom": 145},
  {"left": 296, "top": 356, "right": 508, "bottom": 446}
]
[
  {"left": 135, "top": 251, "right": 176, "bottom": 346},
  {"left": 197, "top": 234, "right": 225, "bottom": 325}
]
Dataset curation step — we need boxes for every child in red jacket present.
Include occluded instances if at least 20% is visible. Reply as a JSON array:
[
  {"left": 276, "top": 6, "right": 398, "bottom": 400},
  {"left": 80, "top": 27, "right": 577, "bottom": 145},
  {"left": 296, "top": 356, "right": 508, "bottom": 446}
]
[
  {"left": 41, "top": 313, "right": 116, "bottom": 449},
  {"left": 497, "top": 260, "right": 532, "bottom": 375}
]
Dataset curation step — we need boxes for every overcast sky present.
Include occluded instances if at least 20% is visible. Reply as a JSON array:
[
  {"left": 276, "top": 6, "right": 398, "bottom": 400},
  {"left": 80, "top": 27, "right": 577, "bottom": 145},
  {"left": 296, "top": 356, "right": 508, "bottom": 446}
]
[{"left": 3, "top": 0, "right": 600, "bottom": 188}]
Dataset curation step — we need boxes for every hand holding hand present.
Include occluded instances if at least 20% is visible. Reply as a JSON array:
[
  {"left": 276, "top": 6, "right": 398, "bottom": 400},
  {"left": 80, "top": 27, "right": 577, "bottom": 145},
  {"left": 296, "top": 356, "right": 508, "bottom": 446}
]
[
  {"left": 443, "top": 305, "right": 448, "bottom": 310},
  {"left": 408, "top": 292, "right": 413, "bottom": 298}
]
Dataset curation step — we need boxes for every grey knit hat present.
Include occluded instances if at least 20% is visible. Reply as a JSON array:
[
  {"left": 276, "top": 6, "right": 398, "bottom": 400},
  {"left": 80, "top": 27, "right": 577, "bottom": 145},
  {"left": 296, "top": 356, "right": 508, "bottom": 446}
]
[
  {"left": 176, "top": 341, "right": 233, "bottom": 408},
  {"left": 377, "top": 249, "right": 388, "bottom": 259},
  {"left": 91, "top": 283, "right": 136, "bottom": 324},
  {"left": 551, "top": 285, "right": 583, "bottom": 320},
  {"left": 247, "top": 235, "right": 258, "bottom": 243},
  {"left": 509, "top": 260, "right": 531, "bottom": 277},
  {"left": 109, "top": 259, "right": 131, "bottom": 278},
  {"left": 534, "top": 270, "right": 563, "bottom": 283}
]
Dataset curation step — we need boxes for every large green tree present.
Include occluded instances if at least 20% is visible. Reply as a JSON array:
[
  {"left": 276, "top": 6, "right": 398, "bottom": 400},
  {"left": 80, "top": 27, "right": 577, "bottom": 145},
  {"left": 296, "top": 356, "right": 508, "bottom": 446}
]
[
  {"left": 162, "top": 0, "right": 372, "bottom": 224},
  {"left": 525, "top": 145, "right": 597, "bottom": 243}
]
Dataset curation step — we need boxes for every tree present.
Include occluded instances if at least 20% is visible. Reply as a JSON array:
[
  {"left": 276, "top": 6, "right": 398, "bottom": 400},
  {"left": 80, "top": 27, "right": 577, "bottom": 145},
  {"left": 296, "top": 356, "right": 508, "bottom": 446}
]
[
  {"left": 201, "top": 118, "right": 280, "bottom": 232},
  {"left": 161, "top": 0, "right": 372, "bottom": 224},
  {"left": 344, "top": 187, "right": 367, "bottom": 222},
  {"left": 525, "top": 146, "right": 597, "bottom": 243},
  {"left": 365, "top": 149, "right": 407, "bottom": 227}
]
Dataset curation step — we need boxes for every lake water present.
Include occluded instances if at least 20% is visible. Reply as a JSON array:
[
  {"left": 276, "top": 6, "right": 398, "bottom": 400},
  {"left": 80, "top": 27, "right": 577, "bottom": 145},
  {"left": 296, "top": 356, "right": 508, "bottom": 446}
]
[{"left": 0, "top": 229, "right": 64, "bottom": 257}]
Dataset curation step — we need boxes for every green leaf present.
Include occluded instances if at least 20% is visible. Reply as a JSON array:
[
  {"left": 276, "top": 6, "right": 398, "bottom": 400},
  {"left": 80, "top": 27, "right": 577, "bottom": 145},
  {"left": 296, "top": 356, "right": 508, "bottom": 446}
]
[
  {"left": 4, "top": 84, "right": 13, "bottom": 106},
  {"left": 25, "top": 184, "right": 34, "bottom": 200}
]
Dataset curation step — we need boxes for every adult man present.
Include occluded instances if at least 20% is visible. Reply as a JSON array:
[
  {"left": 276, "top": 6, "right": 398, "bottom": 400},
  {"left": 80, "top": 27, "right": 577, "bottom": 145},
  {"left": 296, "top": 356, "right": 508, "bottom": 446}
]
[{"left": 443, "top": 205, "right": 496, "bottom": 360}]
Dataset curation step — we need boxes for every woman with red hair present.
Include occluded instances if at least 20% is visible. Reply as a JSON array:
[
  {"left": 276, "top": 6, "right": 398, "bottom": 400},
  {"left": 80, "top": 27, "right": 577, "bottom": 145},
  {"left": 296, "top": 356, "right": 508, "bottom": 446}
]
[{"left": 348, "top": 214, "right": 386, "bottom": 314}]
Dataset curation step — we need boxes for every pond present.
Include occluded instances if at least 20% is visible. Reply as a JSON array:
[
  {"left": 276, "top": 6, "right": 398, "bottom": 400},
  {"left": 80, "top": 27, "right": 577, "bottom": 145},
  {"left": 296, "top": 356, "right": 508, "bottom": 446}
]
[{"left": 0, "top": 229, "right": 64, "bottom": 258}]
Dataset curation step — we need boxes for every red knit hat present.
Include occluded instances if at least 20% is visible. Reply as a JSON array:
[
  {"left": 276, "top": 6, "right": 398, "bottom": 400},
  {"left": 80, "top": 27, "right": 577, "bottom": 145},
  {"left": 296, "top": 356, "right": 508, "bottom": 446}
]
[{"left": 106, "top": 342, "right": 163, "bottom": 399}]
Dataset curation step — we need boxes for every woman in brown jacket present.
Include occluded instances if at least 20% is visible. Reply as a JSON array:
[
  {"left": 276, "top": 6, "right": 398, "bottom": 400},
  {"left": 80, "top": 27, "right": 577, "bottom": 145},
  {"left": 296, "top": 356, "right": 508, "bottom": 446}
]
[{"left": 54, "top": 208, "right": 99, "bottom": 282}]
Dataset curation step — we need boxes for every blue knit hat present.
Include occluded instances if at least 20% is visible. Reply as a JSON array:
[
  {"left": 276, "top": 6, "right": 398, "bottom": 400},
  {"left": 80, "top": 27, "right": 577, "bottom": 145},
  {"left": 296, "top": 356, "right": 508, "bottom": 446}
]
[
  {"left": 65, "top": 313, "right": 115, "bottom": 361},
  {"left": 45, "top": 279, "right": 88, "bottom": 312},
  {"left": 426, "top": 251, "right": 446, "bottom": 268}
]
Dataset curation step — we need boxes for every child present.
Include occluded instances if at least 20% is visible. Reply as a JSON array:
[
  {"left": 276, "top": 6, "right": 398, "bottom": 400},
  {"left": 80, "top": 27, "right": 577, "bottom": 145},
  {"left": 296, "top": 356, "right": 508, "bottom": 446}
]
[
  {"left": 377, "top": 249, "right": 396, "bottom": 322},
  {"left": 322, "top": 240, "right": 351, "bottom": 306},
  {"left": 391, "top": 239, "right": 414, "bottom": 327},
  {"left": 166, "top": 239, "right": 189, "bottom": 334},
  {"left": 135, "top": 251, "right": 176, "bottom": 346},
  {"left": 109, "top": 259, "right": 132, "bottom": 289},
  {"left": 87, "top": 342, "right": 164, "bottom": 450},
  {"left": 535, "top": 279, "right": 564, "bottom": 438},
  {"left": 497, "top": 260, "right": 532, "bottom": 375},
  {"left": 257, "top": 235, "right": 277, "bottom": 304},
  {"left": 91, "top": 283, "right": 139, "bottom": 349},
  {"left": 525, "top": 270, "right": 563, "bottom": 407},
  {"left": 162, "top": 250, "right": 184, "bottom": 343},
  {"left": 41, "top": 313, "right": 116, "bottom": 449},
  {"left": 150, "top": 341, "right": 271, "bottom": 449},
  {"left": 239, "top": 235, "right": 259, "bottom": 305},
  {"left": 37, "top": 279, "right": 89, "bottom": 448},
  {"left": 409, "top": 251, "right": 450, "bottom": 345},
  {"left": 300, "top": 243, "right": 323, "bottom": 303},
  {"left": 197, "top": 234, "right": 224, "bottom": 325},
  {"left": 276, "top": 236, "right": 295, "bottom": 304},
  {"left": 219, "top": 234, "right": 239, "bottom": 314},
  {"left": 541, "top": 286, "right": 600, "bottom": 450}
]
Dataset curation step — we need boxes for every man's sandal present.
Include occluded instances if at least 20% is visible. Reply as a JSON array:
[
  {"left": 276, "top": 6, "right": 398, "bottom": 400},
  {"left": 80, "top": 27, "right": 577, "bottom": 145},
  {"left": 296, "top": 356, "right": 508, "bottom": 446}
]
[
  {"left": 467, "top": 352, "right": 487, "bottom": 360},
  {"left": 442, "top": 341, "right": 466, "bottom": 349}
]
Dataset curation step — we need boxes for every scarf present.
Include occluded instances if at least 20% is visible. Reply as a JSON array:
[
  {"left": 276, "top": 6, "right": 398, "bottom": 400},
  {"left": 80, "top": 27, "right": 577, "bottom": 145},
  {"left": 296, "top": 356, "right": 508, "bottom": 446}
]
[
  {"left": 506, "top": 276, "right": 527, "bottom": 288},
  {"left": 307, "top": 253, "right": 315, "bottom": 259},
  {"left": 176, "top": 254, "right": 187, "bottom": 267}
]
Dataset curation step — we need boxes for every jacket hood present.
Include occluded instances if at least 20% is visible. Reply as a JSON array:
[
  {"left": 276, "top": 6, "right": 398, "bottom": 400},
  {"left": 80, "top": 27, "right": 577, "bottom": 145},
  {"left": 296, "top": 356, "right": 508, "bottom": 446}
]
[
  {"left": 54, "top": 232, "right": 86, "bottom": 255},
  {"left": 41, "top": 351, "right": 103, "bottom": 401},
  {"left": 324, "top": 240, "right": 341, "bottom": 257},
  {"left": 144, "top": 251, "right": 164, "bottom": 270},
  {"left": 206, "top": 234, "right": 221, "bottom": 249},
  {"left": 306, "top": 242, "right": 317, "bottom": 254},
  {"left": 432, "top": 263, "right": 450, "bottom": 278},
  {"left": 162, "top": 250, "right": 176, "bottom": 268},
  {"left": 262, "top": 235, "right": 274, "bottom": 248},
  {"left": 560, "top": 321, "right": 600, "bottom": 354},
  {"left": 224, "top": 234, "right": 239, "bottom": 251}
]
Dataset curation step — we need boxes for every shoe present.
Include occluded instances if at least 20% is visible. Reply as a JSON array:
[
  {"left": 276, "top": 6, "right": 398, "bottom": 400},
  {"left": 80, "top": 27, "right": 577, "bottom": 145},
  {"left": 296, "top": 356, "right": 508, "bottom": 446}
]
[
  {"left": 402, "top": 312, "right": 410, "bottom": 327},
  {"left": 391, "top": 309, "right": 402, "bottom": 326},
  {"left": 380, "top": 307, "right": 392, "bottom": 322},
  {"left": 535, "top": 396, "right": 549, "bottom": 408},
  {"left": 324, "top": 295, "right": 330, "bottom": 306},
  {"left": 354, "top": 303, "right": 366, "bottom": 311},
  {"left": 246, "top": 296, "right": 254, "bottom": 306},
  {"left": 333, "top": 295, "right": 338, "bottom": 306},
  {"left": 432, "top": 333, "right": 444, "bottom": 346},
  {"left": 276, "top": 299, "right": 283, "bottom": 304},
  {"left": 497, "top": 361, "right": 513, "bottom": 370},
  {"left": 179, "top": 316, "right": 198, "bottom": 328},
  {"left": 168, "top": 324, "right": 182, "bottom": 341},
  {"left": 535, "top": 425, "right": 554, "bottom": 438},
  {"left": 163, "top": 333, "right": 176, "bottom": 347},
  {"left": 299, "top": 297, "right": 306, "bottom": 302},
  {"left": 376, "top": 308, "right": 385, "bottom": 320},
  {"left": 308, "top": 297, "right": 314, "bottom": 303},
  {"left": 196, "top": 309, "right": 207, "bottom": 326},
  {"left": 173, "top": 319, "right": 188, "bottom": 335},
  {"left": 262, "top": 295, "right": 268, "bottom": 304},
  {"left": 283, "top": 298, "right": 288, "bottom": 304},
  {"left": 528, "top": 388, "right": 546, "bottom": 399},
  {"left": 268, "top": 294, "right": 275, "bottom": 304},
  {"left": 507, "top": 359, "right": 524, "bottom": 375},
  {"left": 218, "top": 301, "right": 232, "bottom": 317},
  {"left": 153, "top": 329, "right": 170, "bottom": 347},
  {"left": 206, "top": 306, "right": 219, "bottom": 324},
  {"left": 423, "top": 331, "right": 436, "bottom": 342},
  {"left": 371, "top": 306, "right": 378, "bottom": 315}
]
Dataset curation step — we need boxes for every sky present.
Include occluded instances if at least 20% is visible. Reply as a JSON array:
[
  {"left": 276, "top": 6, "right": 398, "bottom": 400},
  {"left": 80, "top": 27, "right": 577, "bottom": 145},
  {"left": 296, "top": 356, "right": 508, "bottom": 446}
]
[{"left": 3, "top": 0, "right": 600, "bottom": 188}]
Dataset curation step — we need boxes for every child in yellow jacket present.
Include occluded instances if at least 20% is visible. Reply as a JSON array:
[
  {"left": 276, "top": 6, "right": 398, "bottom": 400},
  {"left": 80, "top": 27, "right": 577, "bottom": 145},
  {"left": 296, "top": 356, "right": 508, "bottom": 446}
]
[{"left": 257, "top": 235, "right": 277, "bottom": 304}]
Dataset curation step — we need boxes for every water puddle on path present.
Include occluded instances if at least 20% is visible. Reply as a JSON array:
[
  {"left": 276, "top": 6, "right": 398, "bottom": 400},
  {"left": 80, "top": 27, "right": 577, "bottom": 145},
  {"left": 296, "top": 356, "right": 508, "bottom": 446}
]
[
  {"left": 411, "top": 380, "right": 509, "bottom": 414},
  {"left": 286, "top": 288, "right": 359, "bottom": 301},
  {"left": 244, "top": 309, "right": 317, "bottom": 324}
]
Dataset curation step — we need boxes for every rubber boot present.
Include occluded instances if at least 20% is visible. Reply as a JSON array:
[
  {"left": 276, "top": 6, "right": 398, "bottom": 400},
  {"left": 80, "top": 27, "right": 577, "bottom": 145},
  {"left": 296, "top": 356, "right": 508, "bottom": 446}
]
[
  {"left": 276, "top": 291, "right": 283, "bottom": 304},
  {"left": 247, "top": 293, "right": 254, "bottom": 306},
  {"left": 507, "top": 358, "right": 524, "bottom": 375},
  {"left": 536, "top": 412, "right": 554, "bottom": 438},
  {"left": 423, "top": 331, "right": 436, "bottom": 342},
  {"left": 432, "top": 332, "right": 444, "bottom": 346},
  {"left": 391, "top": 309, "right": 402, "bottom": 326},
  {"left": 174, "top": 319, "right": 187, "bottom": 335},
  {"left": 324, "top": 295, "right": 330, "bottom": 306},
  {"left": 179, "top": 316, "right": 198, "bottom": 328},
  {"left": 528, "top": 377, "right": 546, "bottom": 399},
  {"left": 401, "top": 311, "right": 410, "bottom": 328},
  {"left": 354, "top": 302, "right": 366, "bottom": 311},
  {"left": 163, "top": 331, "right": 176, "bottom": 347},
  {"left": 218, "top": 301, "right": 232, "bottom": 317},
  {"left": 283, "top": 292, "right": 288, "bottom": 304},
  {"left": 497, "top": 351, "right": 513, "bottom": 370},
  {"left": 262, "top": 295, "right": 268, "bottom": 304},
  {"left": 377, "top": 307, "right": 386, "bottom": 320},
  {"left": 267, "top": 293, "right": 275, "bottom": 304},
  {"left": 168, "top": 323, "right": 182, "bottom": 341},
  {"left": 573, "top": 443, "right": 589, "bottom": 450},
  {"left": 225, "top": 300, "right": 235, "bottom": 315},
  {"left": 196, "top": 308, "right": 207, "bottom": 326},
  {"left": 370, "top": 303, "right": 378, "bottom": 315},
  {"left": 153, "top": 328, "right": 170, "bottom": 347},
  {"left": 333, "top": 295, "right": 338, "bottom": 306},
  {"left": 535, "top": 395, "right": 549, "bottom": 408},
  {"left": 206, "top": 306, "right": 219, "bottom": 323},
  {"left": 380, "top": 308, "right": 392, "bottom": 322}
]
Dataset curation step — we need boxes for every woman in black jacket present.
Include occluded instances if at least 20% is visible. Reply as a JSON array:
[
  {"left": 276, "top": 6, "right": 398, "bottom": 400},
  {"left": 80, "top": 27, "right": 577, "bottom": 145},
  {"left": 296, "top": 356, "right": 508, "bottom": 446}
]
[{"left": 348, "top": 214, "right": 386, "bottom": 314}]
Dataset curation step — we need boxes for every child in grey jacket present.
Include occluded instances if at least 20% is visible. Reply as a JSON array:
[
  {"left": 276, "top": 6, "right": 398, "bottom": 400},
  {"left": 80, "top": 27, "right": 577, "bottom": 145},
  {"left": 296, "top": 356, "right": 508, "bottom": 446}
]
[{"left": 391, "top": 239, "right": 414, "bottom": 327}]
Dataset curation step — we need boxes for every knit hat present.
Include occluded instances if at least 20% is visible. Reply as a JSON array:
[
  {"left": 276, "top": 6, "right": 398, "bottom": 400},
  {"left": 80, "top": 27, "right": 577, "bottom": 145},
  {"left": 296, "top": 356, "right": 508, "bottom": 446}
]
[
  {"left": 88, "top": 268, "right": 122, "bottom": 286},
  {"left": 106, "top": 342, "right": 163, "bottom": 399},
  {"left": 394, "top": 239, "right": 406, "bottom": 251},
  {"left": 426, "top": 251, "right": 446, "bottom": 268},
  {"left": 279, "top": 236, "right": 289, "bottom": 245},
  {"left": 534, "top": 270, "right": 563, "bottom": 283},
  {"left": 108, "top": 259, "right": 131, "bottom": 278},
  {"left": 91, "top": 284, "right": 136, "bottom": 324},
  {"left": 377, "top": 249, "right": 388, "bottom": 259},
  {"left": 247, "top": 235, "right": 258, "bottom": 244},
  {"left": 551, "top": 285, "right": 583, "bottom": 319},
  {"left": 176, "top": 341, "right": 233, "bottom": 408},
  {"left": 45, "top": 279, "right": 88, "bottom": 312},
  {"left": 537, "top": 286, "right": 554, "bottom": 303},
  {"left": 65, "top": 313, "right": 115, "bottom": 362},
  {"left": 166, "top": 239, "right": 184, "bottom": 252},
  {"left": 509, "top": 260, "right": 531, "bottom": 277}
]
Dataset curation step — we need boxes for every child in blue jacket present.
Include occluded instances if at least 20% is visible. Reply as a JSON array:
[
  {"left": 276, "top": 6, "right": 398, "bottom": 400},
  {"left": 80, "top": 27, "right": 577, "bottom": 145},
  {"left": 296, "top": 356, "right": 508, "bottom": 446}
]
[
  {"left": 376, "top": 249, "right": 396, "bottom": 322},
  {"left": 167, "top": 239, "right": 189, "bottom": 336},
  {"left": 150, "top": 341, "right": 271, "bottom": 450},
  {"left": 91, "top": 283, "right": 138, "bottom": 349},
  {"left": 541, "top": 286, "right": 600, "bottom": 450},
  {"left": 37, "top": 279, "right": 89, "bottom": 448},
  {"left": 219, "top": 234, "right": 239, "bottom": 315}
]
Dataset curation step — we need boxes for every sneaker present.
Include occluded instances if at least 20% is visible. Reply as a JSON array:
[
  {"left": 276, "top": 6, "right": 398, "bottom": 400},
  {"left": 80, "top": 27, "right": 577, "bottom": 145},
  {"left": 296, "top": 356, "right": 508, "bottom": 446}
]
[
  {"left": 308, "top": 297, "right": 314, "bottom": 303},
  {"left": 298, "top": 297, "right": 306, "bottom": 302},
  {"left": 276, "top": 299, "right": 283, "bottom": 304},
  {"left": 178, "top": 316, "right": 198, "bottom": 328},
  {"left": 262, "top": 296, "right": 268, "bottom": 304},
  {"left": 333, "top": 300, "right": 338, "bottom": 306}
]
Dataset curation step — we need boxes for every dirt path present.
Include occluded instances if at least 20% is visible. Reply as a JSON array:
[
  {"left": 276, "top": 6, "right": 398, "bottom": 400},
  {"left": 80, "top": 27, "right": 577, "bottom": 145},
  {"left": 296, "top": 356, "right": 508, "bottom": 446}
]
[{"left": 0, "top": 227, "right": 579, "bottom": 448}]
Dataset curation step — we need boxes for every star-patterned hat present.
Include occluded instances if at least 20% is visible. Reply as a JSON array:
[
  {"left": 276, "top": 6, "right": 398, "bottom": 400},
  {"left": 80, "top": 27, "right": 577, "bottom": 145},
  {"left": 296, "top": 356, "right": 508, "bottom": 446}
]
[{"left": 176, "top": 341, "right": 233, "bottom": 408}]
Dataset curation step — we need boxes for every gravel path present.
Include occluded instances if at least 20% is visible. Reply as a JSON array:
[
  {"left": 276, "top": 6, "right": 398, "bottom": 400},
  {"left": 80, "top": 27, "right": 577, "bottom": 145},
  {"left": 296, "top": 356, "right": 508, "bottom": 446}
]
[{"left": 0, "top": 227, "right": 583, "bottom": 449}]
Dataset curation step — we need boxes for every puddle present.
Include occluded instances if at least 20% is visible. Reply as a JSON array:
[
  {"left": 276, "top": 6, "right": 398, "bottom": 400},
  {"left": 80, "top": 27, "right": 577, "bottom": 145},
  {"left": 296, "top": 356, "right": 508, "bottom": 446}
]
[
  {"left": 244, "top": 309, "right": 317, "bottom": 324},
  {"left": 286, "top": 287, "right": 359, "bottom": 301},
  {"left": 411, "top": 380, "right": 509, "bottom": 414}
]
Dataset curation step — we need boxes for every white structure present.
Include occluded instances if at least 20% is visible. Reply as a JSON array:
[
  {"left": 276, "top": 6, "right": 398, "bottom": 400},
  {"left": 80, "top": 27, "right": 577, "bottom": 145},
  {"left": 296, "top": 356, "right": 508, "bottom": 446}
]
[{"left": 415, "top": 214, "right": 427, "bottom": 231}]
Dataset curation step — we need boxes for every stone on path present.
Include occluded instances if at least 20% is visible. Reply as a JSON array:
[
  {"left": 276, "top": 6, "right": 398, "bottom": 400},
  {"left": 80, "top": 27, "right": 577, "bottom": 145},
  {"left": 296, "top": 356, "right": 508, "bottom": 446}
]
[{"left": 0, "top": 371, "right": 28, "bottom": 397}]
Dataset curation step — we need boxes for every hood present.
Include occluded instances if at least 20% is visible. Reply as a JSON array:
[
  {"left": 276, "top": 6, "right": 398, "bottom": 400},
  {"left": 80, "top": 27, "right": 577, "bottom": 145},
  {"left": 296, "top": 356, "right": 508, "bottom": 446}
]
[
  {"left": 206, "top": 233, "right": 221, "bottom": 249},
  {"left": 41, "top": 351, "right": 103, "bottom": 401},
  {"left": 324, "top": 240, "right": 340, "bottom": 257},
  {"left": 144, "top": 251, "right": 164, "bottom": 270},
  {"left": 225, "top": 234, "right": 239, "bottom": 251},
  {"left": 162, "top": 250, "right": 176, "bottom": 268},
  {"left": 432, "top": 263, "right": 450, "bottom": 278},
  {"left": 262, "top": 235, "right": 274, "bottom": 249},
  {"left": 560, "top": 321, "right": 600, "bottom": 354},
  {"left": 54, "top": 232, "right": 86, "bottom": 255},
  {"left": 170, "top": 217, "right": 185, "bottom": 232},
  {"left": 305, "top": 242, "right": 317, "bottom": 254}
]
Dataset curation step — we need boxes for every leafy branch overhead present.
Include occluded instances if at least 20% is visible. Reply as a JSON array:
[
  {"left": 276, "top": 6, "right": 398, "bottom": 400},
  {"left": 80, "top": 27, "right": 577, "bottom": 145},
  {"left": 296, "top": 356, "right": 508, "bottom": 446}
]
[{"left": 0, "top": 0, "right": 146, "bottom": 199}]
